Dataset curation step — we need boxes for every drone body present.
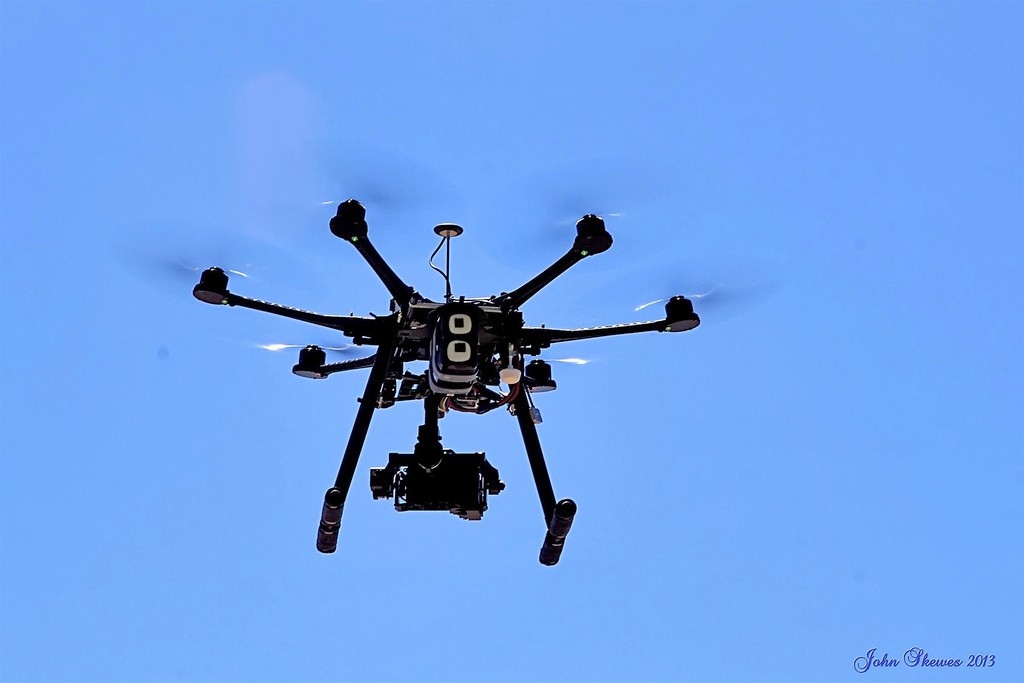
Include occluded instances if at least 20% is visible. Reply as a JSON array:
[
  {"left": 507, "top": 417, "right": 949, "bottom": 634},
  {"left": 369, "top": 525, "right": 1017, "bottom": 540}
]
[{"left": 193, "top": 199, "right": 699, "bottom": 565}]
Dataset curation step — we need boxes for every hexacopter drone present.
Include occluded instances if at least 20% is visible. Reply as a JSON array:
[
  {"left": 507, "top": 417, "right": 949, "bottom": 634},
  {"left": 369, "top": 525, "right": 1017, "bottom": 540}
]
[{"left": 193, "top": 199, "right": 699, "bottom": 565}]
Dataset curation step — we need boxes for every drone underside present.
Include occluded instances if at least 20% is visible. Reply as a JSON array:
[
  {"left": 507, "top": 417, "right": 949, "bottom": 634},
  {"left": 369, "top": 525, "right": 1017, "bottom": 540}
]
[{"left": 194, "top": 199, "right": 699, "bottom": 565}]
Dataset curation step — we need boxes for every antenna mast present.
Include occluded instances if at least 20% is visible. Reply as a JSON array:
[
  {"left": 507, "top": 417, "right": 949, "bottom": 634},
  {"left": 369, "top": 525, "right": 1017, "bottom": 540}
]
[{"left": 429, "top": 223, "right": 463, "bottom": 302}]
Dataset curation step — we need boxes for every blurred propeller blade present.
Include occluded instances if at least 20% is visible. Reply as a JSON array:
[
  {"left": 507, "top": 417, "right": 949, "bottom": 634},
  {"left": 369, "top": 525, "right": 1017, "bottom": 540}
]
[
  {"left": 634, "top": 289, "right": 722, "bottom": 313},
  {"left": 233, "top": 75, "right": 465, "bottom": 251},
  {"left": 157, "top": 259, "right": 254, "bottom": 285},
  {"left": 108, "top": 215, "right": 335, "bottom": 302},
  {"left": 493, "top": 156, "right": 681, "bottom": 256},
  {"left": 256, "top": 342, "right": 358, "bottom": 357},
  {"left": 314, "top": 141, "right": 465, "bottom": 222},
  {"left": 625, "top": 256, "right": 783, "bottom": 324},
  {"left": 109, "top": 219, "right": 265, "bottom": 290},
  {"left": 634, "top": 298, "right": 667, "bottom": 312}
]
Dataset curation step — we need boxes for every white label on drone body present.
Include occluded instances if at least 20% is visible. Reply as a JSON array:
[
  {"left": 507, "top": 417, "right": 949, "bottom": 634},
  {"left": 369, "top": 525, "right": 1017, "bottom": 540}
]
[
  {"left": 447, "top": 341, "right": 472, "bottom": 363},
  {"left": 448, "top": 314, "right": 472, "bottom": 335}
]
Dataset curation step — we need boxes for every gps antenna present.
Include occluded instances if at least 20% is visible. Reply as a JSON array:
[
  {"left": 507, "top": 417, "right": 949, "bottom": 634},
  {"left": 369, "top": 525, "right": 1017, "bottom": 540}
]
[{"left": 429, "top": 223, "right": 463, "bottom": 302}]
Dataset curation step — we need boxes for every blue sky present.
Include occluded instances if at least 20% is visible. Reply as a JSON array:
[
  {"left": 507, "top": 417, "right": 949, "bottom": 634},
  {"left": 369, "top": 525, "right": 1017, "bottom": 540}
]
[{"left": 2, "top": 1, "right": 1021, "bottom": 681}]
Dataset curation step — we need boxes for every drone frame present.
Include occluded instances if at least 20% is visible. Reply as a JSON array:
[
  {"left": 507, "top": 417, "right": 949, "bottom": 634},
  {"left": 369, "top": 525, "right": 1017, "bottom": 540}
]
[{"left": 193, "top": 199, "right": 699, "bottom": 565}]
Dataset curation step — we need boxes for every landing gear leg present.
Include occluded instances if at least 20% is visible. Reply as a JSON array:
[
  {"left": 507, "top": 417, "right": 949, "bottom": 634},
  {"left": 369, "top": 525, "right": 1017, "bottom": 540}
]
[{"left": 511, "top": 389, "right": 577, "bottom": 565}]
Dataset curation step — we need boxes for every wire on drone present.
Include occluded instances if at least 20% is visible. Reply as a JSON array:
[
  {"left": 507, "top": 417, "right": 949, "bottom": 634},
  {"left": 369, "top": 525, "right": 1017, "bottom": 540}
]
[
  {"left": 445, "top": 382, "right": 521, "bottom": 414},
  {"left": 428, "top": 236, "right": 453, "bottom": 302}
]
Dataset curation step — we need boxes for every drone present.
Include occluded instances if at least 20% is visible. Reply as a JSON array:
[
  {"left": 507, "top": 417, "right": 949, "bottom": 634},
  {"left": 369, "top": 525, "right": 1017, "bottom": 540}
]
[{"left": 193, "top": 199, "right": 700, "bottom": 565}]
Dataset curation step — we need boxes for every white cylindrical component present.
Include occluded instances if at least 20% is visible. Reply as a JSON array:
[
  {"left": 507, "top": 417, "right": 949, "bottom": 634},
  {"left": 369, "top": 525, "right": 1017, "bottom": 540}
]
[{"left": 499, "top": 367, "right": 522, "bottom": 384}]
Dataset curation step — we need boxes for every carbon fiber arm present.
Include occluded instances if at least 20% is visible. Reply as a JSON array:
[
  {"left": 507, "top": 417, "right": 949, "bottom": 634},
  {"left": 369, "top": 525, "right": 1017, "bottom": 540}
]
[
  {"left": 493, "top": 214, "right": 613, "bottom": 311},
  {"left": 330, "top": 200, "right": 416, "bottom": 309},
  {"left": 518, "top": 296, "right": 700, "bottom": 350},
  {"left": 519, "top": 319, "right": 667, "bottom": 349},
  {"left": 223, "top": 292, "right": 389, "bottom": 344},
  {"left": 320, "top": 354, "right": 378, "bottom": 376}
]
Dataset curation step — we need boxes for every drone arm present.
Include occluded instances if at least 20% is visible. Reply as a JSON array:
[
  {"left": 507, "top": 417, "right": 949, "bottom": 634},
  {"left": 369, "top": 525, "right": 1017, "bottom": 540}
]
[
  {"left": 494, "top": 214, "right": 613, "bottom": 311},
  {"left": 496, "top": 250, "right": 586, "bottom": 311},
  {"left": 345, "top": 236, "right": 416, "bottom": 309},
  {"left": 521, "top": 320, "right": 665, "bottom": 348},
  {"left": 330, "top": 200, "right": 416, "bottom": 309},
  {"left": 316, "top": 318, "right": 399, "bottom": 553},
  {"left": 320, "top": 354, "right": 377, "bottom": 376},
  {"left": 512, "top": 389, "right": 577, "bottom": 566},
  {"left": 222, "top": 292, "right": 387, "bottom": 343},
  {"left": 519, "top": 296, "right": 700, "bottom": 350},
  {"left": 194, "top": 269, "right": 388, "bottom": 343}
]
